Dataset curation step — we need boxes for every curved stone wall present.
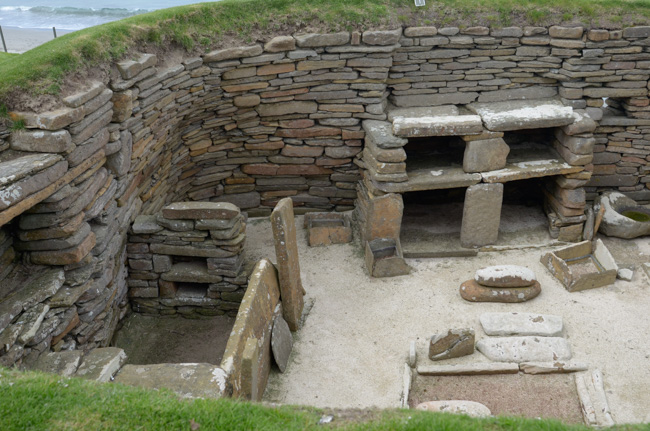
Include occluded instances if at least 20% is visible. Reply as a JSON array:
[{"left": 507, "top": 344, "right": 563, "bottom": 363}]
[{"left": 0, "top": 24, "right": 649, "bottom": 366}]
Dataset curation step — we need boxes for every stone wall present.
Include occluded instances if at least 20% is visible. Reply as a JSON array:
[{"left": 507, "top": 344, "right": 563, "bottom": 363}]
[{"left": 0, "top": 24, "right": 649, "bottom": 365}]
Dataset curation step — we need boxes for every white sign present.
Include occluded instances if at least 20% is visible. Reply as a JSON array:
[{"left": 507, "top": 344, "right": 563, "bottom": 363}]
[{"left": 415, "top": 0, "right": 425, "bottom": 6}]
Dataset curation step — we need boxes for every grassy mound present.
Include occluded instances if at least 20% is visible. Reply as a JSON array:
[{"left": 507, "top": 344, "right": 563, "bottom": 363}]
[
  {"left": 2, "top": 366, "right": 639, "bottom": 430},
  {"left": 0, "top": 0, "right": 649, "bottom": 106}
]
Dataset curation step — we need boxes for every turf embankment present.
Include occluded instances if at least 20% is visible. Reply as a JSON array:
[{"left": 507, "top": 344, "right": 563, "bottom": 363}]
[
  {"left": 0, "top": 0, "right": 649, "bottom": 104},
  {"left": 1, "top": 366, "right": 648, "bottom": 431}
]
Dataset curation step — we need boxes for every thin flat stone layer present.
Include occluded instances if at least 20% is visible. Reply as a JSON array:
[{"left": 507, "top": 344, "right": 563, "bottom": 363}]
[
  {"left": 520, "top": 361, "right": 588, "bottom": 374},
  {"left": 469, "top": 99, "right": 575, "bottom": 131},
  {"left": 392, "top": 115, "right": 483, "bottom": 137},
  {"left": 162, "top": 202, "right": 240, "bottom": 220},
  {"left": 417, "top": 363, "right": 519, "bottom": 375},
  {"left": 460, "top": 279, "right": 541, "bottom": 303},
  {"left": 475, "top": 265, "right": 536, "bottom": 287},
  {"left": 387, "top": 105, "right": 459, "bottom": 122},
  {"left": 0, "top": 154, "right": 63, "bottom": 188},
  {"left": 480, "top": 312, "right": 563, "bottom": 336},
  {"left": 416, "top": 400, "right": 491, "bottom": 418},
  {"left": 476, "top": 336, "right": 572, "bottom": 363}
]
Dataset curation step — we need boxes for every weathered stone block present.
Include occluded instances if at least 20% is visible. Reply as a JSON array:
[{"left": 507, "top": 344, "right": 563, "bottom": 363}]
[
  {"left": 295, "top": 32, "right": 350, "bottom": 47},
  {"left": 270, "top": 198, "right": 304, "bottom": 331},
  {"left": 364, "top": 192, "right": 403, "bottom": 242},
  {"left": 220, "top": 259, "right": 280, "bottom": 398},
  {"left": 429, "top": 329, "right": 475, "bottom": 361},
  {"left": 264, "top": 36, "right": 295, "bottom": 52},
  {"left": 463, "top": 138, "right": 510, "bottom": 173},
  {"left": 362, "top": 28, "right": 402, "bottom": 45},
  {"left": 10, "top": 130, "right": 73, "bottom": 153},
  {"left": 163, "top": 202, "right": 240, "bottom": 220},
  {"left": 460, "top": 279, "right": 542, "bottom": 303},
  {"left": 204, "top": 45, "right": 263, "bottom": 62},
  {"left": 392, "top": 115, "right": 483, "bottom": 137},
  {"left": 460, "top": 183, "right": 503, "bottom": 248}
]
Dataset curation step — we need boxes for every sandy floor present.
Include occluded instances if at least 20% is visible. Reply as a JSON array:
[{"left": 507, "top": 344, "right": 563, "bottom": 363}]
[
  {"left": 0, "top": 26, "right": 74, "bottom": 54},
  {"left": 246, "top": 214, "right": 650, "bottom": 425}
]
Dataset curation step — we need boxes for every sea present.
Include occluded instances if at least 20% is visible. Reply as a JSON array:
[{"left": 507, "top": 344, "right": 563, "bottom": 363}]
[{"left": 0, "top": 0, "right": 215, "bottom": 31}]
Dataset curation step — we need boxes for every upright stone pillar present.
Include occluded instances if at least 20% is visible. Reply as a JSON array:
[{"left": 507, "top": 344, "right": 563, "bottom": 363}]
[
  {"left": 270, "top": 198, "right": 304, "bottom": 331},
  {"left": 365, "top": 193, "right": 403, "bottom": 242},
  {"left": 460, "top": 184, "right": 504, "bottom": 248}
]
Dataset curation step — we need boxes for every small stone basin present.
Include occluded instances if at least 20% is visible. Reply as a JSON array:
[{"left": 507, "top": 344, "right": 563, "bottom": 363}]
[{"left": 596, "top": 192, "right": 650, "bottom": 239}]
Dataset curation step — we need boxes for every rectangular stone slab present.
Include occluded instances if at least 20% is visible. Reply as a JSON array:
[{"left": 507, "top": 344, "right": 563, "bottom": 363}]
[
  {"left": 114, "top": 363, "right": 226, "bottom": 399},
  {"left": 460, "top": 183, "right": 503, "bottom": 248},
  {"left": 371, "top": 166, "right": 481, "bottom": 194},
  {"left": 481, "top": 159, "right": 583, "bottom": 183},
  {"left": 417, "top": 363, "right": 520, "bottom": 375},
  {"left": 476, "top": 336, "right": 572, "bottom": 363},
  {"left": 392, "top": 115, "right": 483, "bottom": 137},
  {"left": 387, "top": 105, "right": 459, "bottom": 122},
  {"left": 270, "top": 198, "right": 304, "bottom": 331},
  {"left": 468, "top": 98, "right": 575, "bottom": 131},
  {"left": 162, "top": 202, "right": 240, "bottom": 220},
  {"left": 480, "top": 312, "right": 564, "bottom": 336}
]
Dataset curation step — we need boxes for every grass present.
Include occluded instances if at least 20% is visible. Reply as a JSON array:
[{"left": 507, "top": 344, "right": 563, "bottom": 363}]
[
  {"left": 0, "top": 0, "right": 649, "bottom": 106},
  {"left": 2, "top": 366, "right": 648, "bottom": 431}
]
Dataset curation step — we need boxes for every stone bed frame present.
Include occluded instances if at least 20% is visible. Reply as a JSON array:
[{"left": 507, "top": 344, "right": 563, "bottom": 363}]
[{"left": 1, "top": 24, "right": 649, "bottom": 381}]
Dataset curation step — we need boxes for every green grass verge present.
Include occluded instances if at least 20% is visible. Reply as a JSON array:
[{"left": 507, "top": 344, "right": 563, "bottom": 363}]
[
  {"left": 0, "top": 0, "right": 649, "bottom": 105},
  {"left": 1, "top": 366, "right": 648, "bottom": 431}
]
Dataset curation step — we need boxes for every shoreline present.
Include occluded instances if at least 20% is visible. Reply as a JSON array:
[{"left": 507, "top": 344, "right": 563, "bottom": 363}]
[{"left": 0, "top": 26, "right": 75, "bottom": 54}]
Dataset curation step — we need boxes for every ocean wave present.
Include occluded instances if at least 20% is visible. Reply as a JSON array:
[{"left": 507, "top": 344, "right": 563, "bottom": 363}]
[{"left": 0, "top": 5, "right": 151, "bottom": 18}]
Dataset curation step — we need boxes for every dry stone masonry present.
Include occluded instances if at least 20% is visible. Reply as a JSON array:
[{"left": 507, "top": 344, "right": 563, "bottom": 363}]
[
  {"left": 0, "top": 23, "right": 649, "bottom": 371},
  {"left": 127, "top": 201, "right": 247, "bottom": 317}
]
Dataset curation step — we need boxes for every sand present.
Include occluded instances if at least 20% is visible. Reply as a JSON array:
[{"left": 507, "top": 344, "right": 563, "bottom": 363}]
[
  {"left": 243, "top": 214, "right": 650, "bottom": 425},
  {"left": 0, "top": 26, "right": 74, "bottom": 54}
]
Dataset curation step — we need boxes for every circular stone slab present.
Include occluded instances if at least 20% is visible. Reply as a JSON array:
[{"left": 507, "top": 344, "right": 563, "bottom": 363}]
[
  {"left": 416, "top": 400, "right": 491, "bottom": 417},
  {"left": 271, "top": 314, "right": 293, "bottom": 373},
  {"left": 460, "top": 279, "right": 541, "bottom": 303},
  {"left": 475, "top": 265, "right": 536, "bottom": 288}
]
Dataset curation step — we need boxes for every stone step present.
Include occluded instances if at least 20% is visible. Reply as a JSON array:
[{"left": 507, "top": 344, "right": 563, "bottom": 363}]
[
  {"left": 75, "top": 347, "right": 127, "bottom": 382},
  {"left": 114, "top": 363, "right": 227, "bottom": 399},
  {"left": 479, "top": 312, "right": 563, "bottom": 337},
  {"left": 476, "top": 336, "right": 572, "bottom": 363}
]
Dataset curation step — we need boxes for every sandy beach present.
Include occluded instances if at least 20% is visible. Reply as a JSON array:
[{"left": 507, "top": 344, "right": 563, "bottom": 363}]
[{"left": 0, "top": 26, "right": 74, "bottom": 54}]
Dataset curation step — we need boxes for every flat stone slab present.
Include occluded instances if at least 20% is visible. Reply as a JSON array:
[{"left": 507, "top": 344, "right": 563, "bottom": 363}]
[
  {"left": 520, "top": 361, "right": 588, "bottom": 374},
  {"left": 429, "top": 329, "right": 475, "bottom": 361},
  {"left": 460, "top": 279, "right": 541, "bottom": 303},
  {"left": 75, "top": 347, "right": 127, "bottom": 382},
  {"left": 392, "top": 115, "right": 483, "bottom": 137},
  {"left": 481, "top": 159, "right": 583, "bottom": 183},
  {"left": 460, "top": 183, "right": 503, "bottom": 248},
  {"left": 475, "top": 265, "right": 536, "bottom": 287},
  {"left": 476, "top": 336, "right": 572, "bottom": 363},
  {"left": 469, "top": 99, "right": 575, "bottom": 131},
  {"left": 416, "top": 400, "right": 491, "bottom": 417},
  {"left": 32, "top": 351, "right": 83, "bottom": 377},
  {"left": 371, "top": 166, "right": 481, "bottom": 193},
  {"left": 362, "top": 120, "right": 407, "bottom": 149},
  {"left": 387, "top": 105, "right": 459, "bottom": 122},
  {"left": 417, "top": 363, "right": 520, "bottom": 375},
  {"left": 480, "top": 312, "right": 563, "bottom": 336},
  {"left": 271, "top": 314, "right": 293, "bottom": 373},
  {"left": 0, "top": 154, "right": 63, "bottom": 188},
  {"left": 162, "top": 202, "right": 240, "bottom": 220},
  {"left": 114, "top": 363, "right": 226, "bottom": 399},
  {"left": 161, "top": 262, "right": 223, "bottom": 283}
]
